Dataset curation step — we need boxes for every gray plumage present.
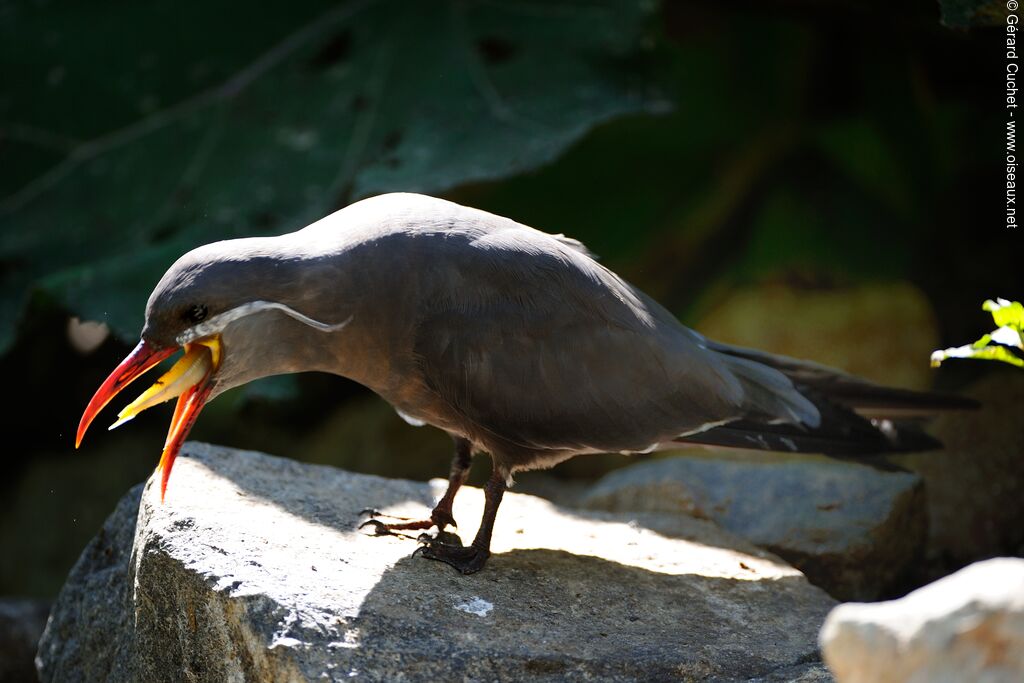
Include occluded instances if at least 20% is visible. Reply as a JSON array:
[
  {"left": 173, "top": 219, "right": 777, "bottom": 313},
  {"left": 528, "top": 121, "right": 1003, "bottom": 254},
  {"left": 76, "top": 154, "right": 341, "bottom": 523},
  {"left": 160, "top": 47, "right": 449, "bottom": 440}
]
[
  {"left": 148, "top": 192, "right": 821, "bottom": 456},
  {"left": 140, "top": 192, "right": 972, "bottom": 572}
]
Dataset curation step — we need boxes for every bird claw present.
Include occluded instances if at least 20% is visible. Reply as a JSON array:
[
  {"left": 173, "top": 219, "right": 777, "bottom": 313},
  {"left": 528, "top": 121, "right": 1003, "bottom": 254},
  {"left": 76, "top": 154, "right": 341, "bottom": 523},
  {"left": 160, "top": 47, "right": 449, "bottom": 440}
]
[
  {"left": 358, "top": 518, "right": 424, "bottom": 541},
  {"left": 415, "top": 529, "right": 461, "bottom": 546},
  {"left": 359, "top": 507, "right": 417, "bottom": 522},
  {"left": 412, "top": 530, "right": 486, "bottom": 574},
  {"left": 414, "top": 535, "right": 490, "bottom": 575},
  {"left": 358, "top": 508, "right": 439, "bottom": 541},
  {"left": 359, "top": 504, "right": 460, "bottom": 535},
  {"left": 358, "top": 519, "right": 391, "bottom": 536}
]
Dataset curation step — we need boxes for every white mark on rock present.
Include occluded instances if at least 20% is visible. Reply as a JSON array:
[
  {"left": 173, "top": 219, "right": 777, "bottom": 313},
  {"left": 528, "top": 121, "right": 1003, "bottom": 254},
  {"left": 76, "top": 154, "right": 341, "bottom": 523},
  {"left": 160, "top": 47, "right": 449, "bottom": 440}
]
[
  {"left": 455, "top": 596, "right": 493, "bottom": 617},
  {"left": 327, "top": 628, "right": 361, "bottom": 650},
  {"left": 780, "top": 437, "right": 797, "bottom": 451},
  {"left": 270, "top": 636, "right": 303, "bottom": 650}
]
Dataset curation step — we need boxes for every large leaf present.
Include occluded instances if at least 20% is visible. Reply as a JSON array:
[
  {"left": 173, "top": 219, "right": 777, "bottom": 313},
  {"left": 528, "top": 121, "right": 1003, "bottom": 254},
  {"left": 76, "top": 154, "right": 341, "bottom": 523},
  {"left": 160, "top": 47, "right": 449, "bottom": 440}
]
[{"left": 0, "top": 0, "right": 662, "bottom": 350}]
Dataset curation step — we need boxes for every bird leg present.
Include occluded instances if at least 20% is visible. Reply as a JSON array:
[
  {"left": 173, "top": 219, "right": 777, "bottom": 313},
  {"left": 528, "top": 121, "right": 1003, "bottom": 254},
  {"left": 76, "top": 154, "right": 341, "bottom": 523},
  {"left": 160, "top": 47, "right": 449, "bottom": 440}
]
[
  {"left": 429, "top": 436, "right": 473, "bottom": 529},
  {"left": 415, "top": 462, "right": 506, "bottom": 575},
  {"left": 359, "top": 437, "right": 473, "bottom": 535}
]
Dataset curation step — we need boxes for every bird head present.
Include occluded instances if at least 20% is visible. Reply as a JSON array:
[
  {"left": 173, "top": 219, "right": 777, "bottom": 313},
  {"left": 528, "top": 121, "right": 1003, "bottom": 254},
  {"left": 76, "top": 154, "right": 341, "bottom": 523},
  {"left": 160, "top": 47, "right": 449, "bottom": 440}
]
[{"left": 75, "top": 238, "right": 352, "bottom": 500}]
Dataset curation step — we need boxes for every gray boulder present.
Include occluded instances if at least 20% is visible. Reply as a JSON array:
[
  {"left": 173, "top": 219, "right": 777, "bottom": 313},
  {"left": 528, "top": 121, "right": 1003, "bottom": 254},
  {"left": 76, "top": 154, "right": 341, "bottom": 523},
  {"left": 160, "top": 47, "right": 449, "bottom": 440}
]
[
  {"left": 578, "top": 453, "right": 926, "bottom": 600},
  {"left": 820, "top": 557, "right": 1024, "bottom": 683},
  {"left": 0, "top": 598, "right": 49, "bottom": 683},
  {"left": 38, "top": 442, "right": 837, "bottom": 682},
  {"left": 893, "top": 371, "right": 1024, "bottom": 565}
]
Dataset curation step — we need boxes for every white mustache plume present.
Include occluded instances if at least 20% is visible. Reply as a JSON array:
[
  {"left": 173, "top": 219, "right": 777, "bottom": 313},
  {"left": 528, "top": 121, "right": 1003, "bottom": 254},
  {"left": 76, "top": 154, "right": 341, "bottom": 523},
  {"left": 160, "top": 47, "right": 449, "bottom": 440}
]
[{"left": 176, "top": 300, "right": 353, "bottom": 345}]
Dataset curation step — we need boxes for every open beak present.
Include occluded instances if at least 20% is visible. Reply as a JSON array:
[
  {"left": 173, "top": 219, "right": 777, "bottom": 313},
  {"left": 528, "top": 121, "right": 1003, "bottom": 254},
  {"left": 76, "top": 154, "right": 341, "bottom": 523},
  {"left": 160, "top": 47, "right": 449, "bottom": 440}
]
[{"left": 77, "top": 336, "right": 222, "bottom": 501}]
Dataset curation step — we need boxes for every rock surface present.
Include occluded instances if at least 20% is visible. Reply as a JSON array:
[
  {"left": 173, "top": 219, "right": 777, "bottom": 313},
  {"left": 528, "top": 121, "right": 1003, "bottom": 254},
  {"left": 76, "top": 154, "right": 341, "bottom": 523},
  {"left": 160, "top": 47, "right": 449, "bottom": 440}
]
[
  {"left": 578, "top": 453, "right": 926, "bottom": 600},
  {"left": 893, "top": 371, "right": 1024, "bottom": 565},
  {"left": 0, "top": 598, "right": 49, "bottom": 683},
  {"left": 38, "top": 442, "right": 837, "bottom": 682},
  {"left": 820, "top": 557, "right": 1024, "bottom": 683}
]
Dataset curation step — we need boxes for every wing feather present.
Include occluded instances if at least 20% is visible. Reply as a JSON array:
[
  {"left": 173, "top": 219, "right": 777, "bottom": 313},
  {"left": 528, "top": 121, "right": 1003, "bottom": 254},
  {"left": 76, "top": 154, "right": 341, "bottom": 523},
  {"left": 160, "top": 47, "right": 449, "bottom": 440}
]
[{"left": 412, "top": 232, "right": 749, "bottom": 452}]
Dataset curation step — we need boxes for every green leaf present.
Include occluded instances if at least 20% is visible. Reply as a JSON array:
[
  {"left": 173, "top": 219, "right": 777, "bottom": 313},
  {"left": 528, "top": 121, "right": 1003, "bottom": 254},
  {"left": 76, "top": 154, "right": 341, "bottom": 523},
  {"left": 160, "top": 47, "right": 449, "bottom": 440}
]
[
  {"left": 931, "top": 299, "right": 1024, "bottom": 369},
  {"left": 931, "top": 343, "right": 1024, "bottom": 368},
  {"left": 0, "top": 0, "right": 663, "bottom": 352},
  {"left": 983, "top": 298, "right": 1024, "bottom": 331}
]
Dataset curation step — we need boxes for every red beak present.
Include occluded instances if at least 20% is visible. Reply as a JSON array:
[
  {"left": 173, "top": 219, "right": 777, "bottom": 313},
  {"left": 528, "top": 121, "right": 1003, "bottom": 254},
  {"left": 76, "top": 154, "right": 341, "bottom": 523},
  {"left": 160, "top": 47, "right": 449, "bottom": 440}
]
[
  {"left": 77, "top": 337, "right": 219, "bottom": 501},
  {"left": 156, "top": 380, "right": 213, "bottom": 499},
  {"left": 76, "top": 340, "right": 176, "bottom": 448}
]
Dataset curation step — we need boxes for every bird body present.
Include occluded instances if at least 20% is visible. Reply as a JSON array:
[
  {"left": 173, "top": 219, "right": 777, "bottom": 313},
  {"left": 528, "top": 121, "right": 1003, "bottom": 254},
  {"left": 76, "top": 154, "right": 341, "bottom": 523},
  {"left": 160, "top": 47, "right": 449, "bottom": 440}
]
[
  {"left": 78, "top": 192, "right": 973, "bottom": 573},
  {"left": 152, "top": 193, "right": 819, "bottom": 461}
]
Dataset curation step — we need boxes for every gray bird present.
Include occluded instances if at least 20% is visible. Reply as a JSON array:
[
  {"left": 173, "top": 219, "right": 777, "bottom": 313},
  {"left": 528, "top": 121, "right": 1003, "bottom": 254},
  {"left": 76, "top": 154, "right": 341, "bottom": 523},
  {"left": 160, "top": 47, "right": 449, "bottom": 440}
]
[{"left": 77, "top": 192, "right": 972, "bottom": 573}]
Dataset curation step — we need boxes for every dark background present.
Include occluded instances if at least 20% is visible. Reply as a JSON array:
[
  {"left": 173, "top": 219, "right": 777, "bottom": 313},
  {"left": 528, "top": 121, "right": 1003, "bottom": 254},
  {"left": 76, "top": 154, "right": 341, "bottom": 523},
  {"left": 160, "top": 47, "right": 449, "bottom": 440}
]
[{"left": 1, "top": 0, "right": 1020, "bottom": 598}]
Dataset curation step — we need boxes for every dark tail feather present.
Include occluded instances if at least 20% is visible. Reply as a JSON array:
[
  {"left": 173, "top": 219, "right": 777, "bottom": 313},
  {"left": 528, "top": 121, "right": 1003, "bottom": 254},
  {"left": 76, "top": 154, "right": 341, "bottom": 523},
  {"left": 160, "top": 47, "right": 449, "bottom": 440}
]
[
  {"left": 675, "top": 341, "right": 978, "bottom": 458},
  {"left": 707, "top": 341, "right": 980, "bottom": 418},
  {"left": 674, "top": 414, "right": 941, "bottom": 457}
]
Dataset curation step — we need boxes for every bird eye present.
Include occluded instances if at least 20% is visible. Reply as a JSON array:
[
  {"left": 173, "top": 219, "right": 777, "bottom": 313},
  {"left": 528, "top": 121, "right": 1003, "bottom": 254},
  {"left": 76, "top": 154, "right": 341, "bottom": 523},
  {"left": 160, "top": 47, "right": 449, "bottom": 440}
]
[{"left": 184, "top": 304, "right": 208, "bottom": 324}]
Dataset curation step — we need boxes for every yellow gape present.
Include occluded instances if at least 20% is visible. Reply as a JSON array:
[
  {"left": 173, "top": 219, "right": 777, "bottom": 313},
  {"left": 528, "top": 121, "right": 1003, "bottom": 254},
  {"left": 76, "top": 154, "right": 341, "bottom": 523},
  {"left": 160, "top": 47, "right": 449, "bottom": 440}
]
[{"left": 108, "top": 337, "right": 221, "bottom": 431}]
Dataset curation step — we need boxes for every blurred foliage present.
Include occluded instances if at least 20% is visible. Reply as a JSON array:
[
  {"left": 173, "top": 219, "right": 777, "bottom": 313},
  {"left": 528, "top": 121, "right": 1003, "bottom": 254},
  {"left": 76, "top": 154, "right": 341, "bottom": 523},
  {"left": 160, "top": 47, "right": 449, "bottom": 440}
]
[
  {"left": 1, "top": 1, "right": 1020, "bottom": 597},
  {"left": 940, "top": 0, "right": 1010, "bottom": 28},
  {"left": 698, "top": 282, "right": 940, "bottom": 390},
  {"left": 0, "top": 0, "right": 662, "bottom": 351},
  {"left": 932, "top": 299, "right": 1024, "bottom": 368},
  {"left": 458, "top": 2, "right": 1011, "bottom": 329}
]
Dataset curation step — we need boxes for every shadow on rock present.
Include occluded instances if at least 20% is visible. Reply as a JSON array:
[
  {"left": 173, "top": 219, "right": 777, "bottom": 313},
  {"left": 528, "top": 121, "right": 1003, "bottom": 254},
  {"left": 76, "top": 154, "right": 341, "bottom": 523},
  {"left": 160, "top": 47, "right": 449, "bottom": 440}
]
[
  {"left": 339, "top": 550, "right": 830, "bottom": 681},
  {"left": 37, "top": 443, "right": 837, "bottom": 682}
]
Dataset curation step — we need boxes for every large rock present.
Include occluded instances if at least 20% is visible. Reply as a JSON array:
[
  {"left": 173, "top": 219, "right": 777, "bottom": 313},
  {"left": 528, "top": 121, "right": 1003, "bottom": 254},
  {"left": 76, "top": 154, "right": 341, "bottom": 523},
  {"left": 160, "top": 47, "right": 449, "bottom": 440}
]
[
  {"left": 0, "top": 598, "right": 49, "bottom": 683},
  {"left": 893, "top": 371, "right": 1024, "bottom": 565},
  {"left": 820, "top": 557, "right": 1024, "bottom": 683},
  {"left": 38, "top": 442, "right": 837, "bottom": 682},
  {"left": 578, "top": 453, "right": 926, "bottom": 600}
]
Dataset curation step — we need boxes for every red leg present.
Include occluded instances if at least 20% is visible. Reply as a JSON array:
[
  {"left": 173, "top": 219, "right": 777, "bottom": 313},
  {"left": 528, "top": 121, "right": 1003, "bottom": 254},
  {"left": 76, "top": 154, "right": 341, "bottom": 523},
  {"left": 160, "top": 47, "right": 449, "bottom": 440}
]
[
  {"left": 429, "top": 436, "right": 472, "bottom": 529},
  {"left": 360, "top": 437, "right": 473, "bottom": 535}
]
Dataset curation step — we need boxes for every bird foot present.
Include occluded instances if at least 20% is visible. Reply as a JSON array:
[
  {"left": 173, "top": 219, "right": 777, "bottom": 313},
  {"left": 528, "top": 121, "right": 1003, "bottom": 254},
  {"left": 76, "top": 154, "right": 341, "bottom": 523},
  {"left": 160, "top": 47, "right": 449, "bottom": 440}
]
[
  {"left": 359, "top": 517, "right": 433, "bottom": 533},
  {"left": 358, "top": 508, "right": 424, "bottom": 523},
  {"left": 358, "top": 507, "right": 457, "bottom": 536},
  {"left": 358, "top": 518, "right": 425, "bottom": 540},
  {"left": 413, "top": 533, "right": 489, "bottom": 574}
]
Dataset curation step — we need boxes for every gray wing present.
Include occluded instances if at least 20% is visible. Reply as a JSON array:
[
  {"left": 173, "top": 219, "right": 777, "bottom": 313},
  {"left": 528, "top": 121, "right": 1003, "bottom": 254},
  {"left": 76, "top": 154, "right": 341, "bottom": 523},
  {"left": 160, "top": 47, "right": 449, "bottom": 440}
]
[{"left": 412, "top": 229, "right": 817, "bottom": 453}]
